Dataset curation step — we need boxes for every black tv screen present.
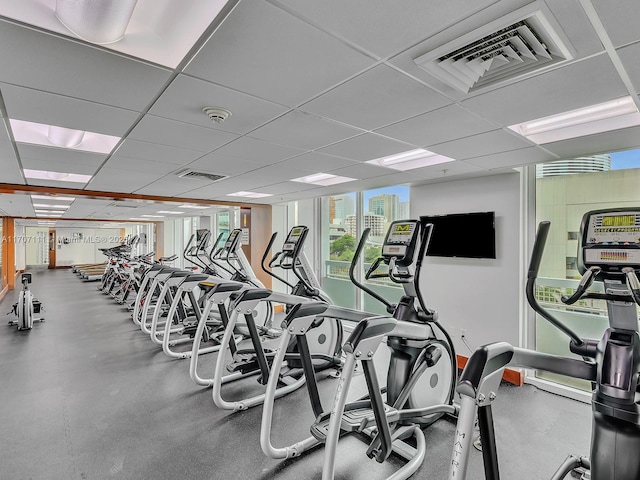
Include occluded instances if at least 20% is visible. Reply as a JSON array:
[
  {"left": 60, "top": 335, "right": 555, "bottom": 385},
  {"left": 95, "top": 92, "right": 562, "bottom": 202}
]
[{"left": 420, "top": 212, "right": 496, "bottom": 259}]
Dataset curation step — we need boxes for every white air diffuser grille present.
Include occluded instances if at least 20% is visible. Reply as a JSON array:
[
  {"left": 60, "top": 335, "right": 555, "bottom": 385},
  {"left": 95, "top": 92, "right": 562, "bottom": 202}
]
[
  {"left": 177, "top": 170, "right": 227, "bottom": 182},
  {"left": 414, "top": 5, "right": 573, "bottom": 94}
]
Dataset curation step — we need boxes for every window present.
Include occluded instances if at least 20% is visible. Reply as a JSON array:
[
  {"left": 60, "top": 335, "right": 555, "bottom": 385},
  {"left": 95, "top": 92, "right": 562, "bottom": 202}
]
[
  {"left": 534, "top": 148, "right": 640, "bottom": 390},
  {"left": 320, "top": 186, "right": 410, "bottom": 314}
]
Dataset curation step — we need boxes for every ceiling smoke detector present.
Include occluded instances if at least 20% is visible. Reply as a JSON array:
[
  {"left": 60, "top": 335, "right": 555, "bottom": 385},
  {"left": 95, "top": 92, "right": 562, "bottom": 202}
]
[{"left": 202, "top": 107, "right": 232, "bottom": 124}]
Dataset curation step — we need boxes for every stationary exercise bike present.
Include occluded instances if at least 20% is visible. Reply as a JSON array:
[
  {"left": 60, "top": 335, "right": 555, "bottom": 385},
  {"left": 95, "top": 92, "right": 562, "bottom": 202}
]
[
  {"left": 8, "top": 273, "right": 44, "bottom": 331},
  {"left": 450, "top": 207, "right": 640, "bottom": 480},
  {"left": 260, "top": 219, "right": 457, "bottom": 480}
]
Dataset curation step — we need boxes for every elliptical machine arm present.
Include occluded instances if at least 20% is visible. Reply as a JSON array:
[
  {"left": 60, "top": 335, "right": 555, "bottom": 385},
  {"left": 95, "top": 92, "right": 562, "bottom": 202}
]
[
  {"left": 526, "top": 221, "right": 586, "bottom": 348},
  {"left": 261, "top": 232, "right": 296, "bottom": 290},
  {"left": 349, "top": 228, "right": 394, "bottom": 314},
  {"left": 208, "top": 232, "right": 234, "bottom": 276}
]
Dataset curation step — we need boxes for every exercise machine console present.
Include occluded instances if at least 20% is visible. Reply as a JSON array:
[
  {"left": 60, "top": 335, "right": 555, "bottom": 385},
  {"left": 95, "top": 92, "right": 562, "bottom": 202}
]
[{"left": 451, "top": 207, "right": 640, "bottom": 480}]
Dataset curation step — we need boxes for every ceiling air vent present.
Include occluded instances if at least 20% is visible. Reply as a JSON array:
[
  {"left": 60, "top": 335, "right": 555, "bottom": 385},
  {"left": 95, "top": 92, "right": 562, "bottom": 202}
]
[
  {"left": 177, "top": 169, "right": 227, "bottom": 182},
  {"left": 414, "top": 4, "right": 574, "bottom": 94},
  {"left": 107, "top": 202, "right": 138, "bottom": 208}
]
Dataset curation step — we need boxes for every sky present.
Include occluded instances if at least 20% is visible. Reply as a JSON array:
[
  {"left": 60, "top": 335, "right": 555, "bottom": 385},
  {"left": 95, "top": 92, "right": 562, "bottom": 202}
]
[{"left": 610, "top": 148, "right": 640, "bottom": 170}]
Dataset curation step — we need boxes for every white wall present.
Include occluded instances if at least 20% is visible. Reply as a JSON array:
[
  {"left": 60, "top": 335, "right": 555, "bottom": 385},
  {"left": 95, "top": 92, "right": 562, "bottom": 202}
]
[
  {"left": 410, "top": 173, "right": 521, "bottom": 357},
  {"left": 53, "top": 228, "right": 122, "bottom": 266},
  {"left": 24, "top": 227, "right": 49, "bottom": 266},
  {"left": 14, "top": 224, "right": 26, "bottom": 271}
]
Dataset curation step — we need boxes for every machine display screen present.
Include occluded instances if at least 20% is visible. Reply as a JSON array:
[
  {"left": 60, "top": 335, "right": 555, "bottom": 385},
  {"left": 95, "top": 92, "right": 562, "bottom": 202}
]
[
  {"left": 225, "top": 229, "right": 240, "bottom": 248},
  {"left": 385, "top": 222, "right": 416, "bottom": 245},
  {"left": 582, "top": 210, "right": 640, "bottom": 268},
  {"left": 585, "top": 212, "right": 640, "bottom": 245},
  {"left": 286, "top": 227, "right": 304, "bottom": 244}
]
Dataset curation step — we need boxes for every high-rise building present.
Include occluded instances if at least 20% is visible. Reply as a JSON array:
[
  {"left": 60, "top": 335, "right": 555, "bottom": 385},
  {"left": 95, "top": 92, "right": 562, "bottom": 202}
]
[
  {"left": 368, "top": 194, "right": 398, "bottom": 221},
  {"left": 330, "top": 194, "right": 355, "bottom": 224},
  {"left": 398, "top": 202, "right": 410, "bottom": 220},
  {"left": 345, "top": 213, "right": 386, "bottom": 237},
  {"left": 535, "top": 155, "right": 611, "bottom": 178}
]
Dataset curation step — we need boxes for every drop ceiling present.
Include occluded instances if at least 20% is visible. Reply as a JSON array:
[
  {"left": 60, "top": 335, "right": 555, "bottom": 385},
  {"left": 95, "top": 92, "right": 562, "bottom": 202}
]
[{"left": 0, "top": 0, "right": 638, "bottom": 224}]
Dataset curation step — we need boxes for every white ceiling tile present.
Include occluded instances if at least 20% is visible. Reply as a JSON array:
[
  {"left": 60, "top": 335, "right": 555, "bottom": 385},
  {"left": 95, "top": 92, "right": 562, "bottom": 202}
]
[
  {"left": 461, "top": 55, "right": 628, "bottom": 126},
  {"left": 114, "top": 139, "right": 204, "bottom": 165},
  {"left": 328, "top": 163, "right": 393, "bottom": 179},
  {"left": 19, "top": 144, "right": 103, "bottom": 176},
  {"left": 429, "top": 129, "right": 534, "bottom": 160},
  {"left": 465, "top": 147, "right": 558, "bottom": 170},
  {"left": 618, "top": 43, "right": 640, "bottom": 93},
  {"left": 318, "top": 133, "right": 414, "bottom": 162},
  {"left": 233, "top": 165, "right": 313, "bottom": 187},
  {"left": 276, "top": 152, "right": 358, "bottom": 171},
  {"left": 128, "top": 115, "right": 239, "bottom": 152},
  {"left": 184, "top": 0, "right": 375, "bottom": 106},
  {"left": 87, "top": 168, "right": 164, "bottom": 193},
  {"left": 542, "top": 0, "right": 605, "bottom": 56},
  {"left": 250, "top": 110, "right": 361, "bottom": 150},
  {"left": 401, "top": 160, "right": 486, "bottom": 181},
  {"left": 271, "top": 0, "right": 497, "bottom": 58},
  {"left": 213, "top": 137, "right": 305, "bottom": 164},
  {"left": 0, "top": 19, "right": 171, "bottom": 111},
  {"left": 0, "top": 83, "right": 139, "bottom": 137},
  {"left": 149, "top": 75, "right": 289, "bottom": 135},
  {"left": 187, "top": 153, "right": 263, "bottom": 176},
  {"left": 591, "top": 0, "right": 640, "bottom": 48},
  {"left": 542, "top": 125, "right": 640, "bottom": 159},
  {"left": 301, "top": 65, "right": 451, "bottom": 130},
  {"left": 102, "top": 156, "right": 182, "bottom": 175},
  {"left": 134, "top": 176, "right": 217, "bottom": 197},
  {"left": 26, "top": 178, "right": 88, "bottom": 189},
  {"left": 20, "top": 157, "right": 100, "bottom": 176},
  {"left": 0, "top": 138, "right": 24, "bottom": 184},
  {"left": 376, "top": 105, "right": 495, "bottom": 147},
  {"left": 254, "top": 182, "right": 308, "bottom": 195}
]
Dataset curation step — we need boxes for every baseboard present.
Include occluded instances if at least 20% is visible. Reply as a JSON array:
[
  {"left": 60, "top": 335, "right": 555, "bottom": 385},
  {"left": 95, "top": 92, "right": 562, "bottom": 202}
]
[
  {"left": 457, "top": 355, "right": 523, "bottom": 386},
  {"left": 0, "top": 285, "right": 7, "bottom": 302},
  {"left": 55, "top": 266, "right": 72, "bottom": 269}
]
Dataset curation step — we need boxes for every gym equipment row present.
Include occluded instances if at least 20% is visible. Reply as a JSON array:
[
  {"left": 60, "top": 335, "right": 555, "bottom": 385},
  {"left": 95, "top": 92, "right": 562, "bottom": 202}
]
[{"left": 86, "top": 208, "right": 640, "bottom": 480}]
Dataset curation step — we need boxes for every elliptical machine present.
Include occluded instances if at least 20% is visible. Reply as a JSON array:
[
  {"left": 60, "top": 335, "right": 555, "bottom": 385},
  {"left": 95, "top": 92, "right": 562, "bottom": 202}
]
[
  {"left": 262, "top": 225, "right": 332, "bottom": 303},
  {"left": 450, "top": 207, "right": 640, "bottom": 480},
  {"left": 8, "top": 273, "right": 44, "bottom": 331},
  {"left": 260, "top": 219, "right": 457, "bottom": 480}
]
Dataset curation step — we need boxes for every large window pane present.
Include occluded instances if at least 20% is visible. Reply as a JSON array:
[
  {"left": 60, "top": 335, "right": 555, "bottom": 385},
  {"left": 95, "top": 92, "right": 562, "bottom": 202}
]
[
  {"left": 534, "top": 151, "right": 640, "bottom": 390},
  {"left": 361, "top": 187, "right": 410, "bottom": 315},
  {"left": 320, "top": 186, "right": 410, "bottom": 313},
  {"left": 321, "top": 193, "right": 357, "bottom": 309}
]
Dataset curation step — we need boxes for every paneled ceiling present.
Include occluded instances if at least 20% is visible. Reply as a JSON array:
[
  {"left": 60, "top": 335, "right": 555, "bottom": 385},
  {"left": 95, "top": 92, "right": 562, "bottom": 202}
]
[{"left": 0, "top": 0, "right": 639, "bottom": 226}]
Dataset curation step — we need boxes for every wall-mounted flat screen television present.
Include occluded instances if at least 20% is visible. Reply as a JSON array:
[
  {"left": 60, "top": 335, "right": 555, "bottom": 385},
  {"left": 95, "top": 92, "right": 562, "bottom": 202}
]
[{"left": 419, "top": 211, "right": 496, "bottom": 259}]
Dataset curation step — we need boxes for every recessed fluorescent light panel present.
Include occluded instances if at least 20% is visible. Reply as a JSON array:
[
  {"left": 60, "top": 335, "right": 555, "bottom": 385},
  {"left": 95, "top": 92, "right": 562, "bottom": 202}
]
[
  {"left": 24, "top": 169, "right": 92, "bottom": 184},
  {"left": 365, "top": 149, "right": 455, "bottom": 171},
  {"left": 227, "top": 191, "right": 273, "bottom": 198},
  {"left": 11, "top": 120, "right": 120, "bottom": 154},
  {"left": 0, "top": 0, "right": 233, "bottom": 68},
  {"left": 290, "top": 173, "right": 356, "bottom": 186},
  {"left": 33, "top": 204, "right": 70, "bottom": 209},
  {"left": 508, "top": 96, "right": 640, "bottom": 144},
  {"left": 156, "top": 211, "right": 184, "bottom": 214},
  {"left": 31, "top": 195, "right": 75, "bottom": 202},
  {"left": 141, "top": 214, "right": 165, "bottom": 218},
  {"left": 179, "top": 204, "right": 211, "bottom": 210},
  {"left": 35, "top": 210, "right": 66, "bottom": 215}
]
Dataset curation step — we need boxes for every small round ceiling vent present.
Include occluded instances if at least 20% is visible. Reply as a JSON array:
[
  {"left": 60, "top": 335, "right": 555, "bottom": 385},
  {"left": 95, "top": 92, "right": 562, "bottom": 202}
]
[{"left": 202, "top": 107, "right": 232, "bottom": 124}]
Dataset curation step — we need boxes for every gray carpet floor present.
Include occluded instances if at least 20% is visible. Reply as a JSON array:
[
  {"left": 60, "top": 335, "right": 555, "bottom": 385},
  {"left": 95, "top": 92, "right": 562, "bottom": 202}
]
[{"left": 0, "top": 269, "right": 591, "bottom": 480}]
